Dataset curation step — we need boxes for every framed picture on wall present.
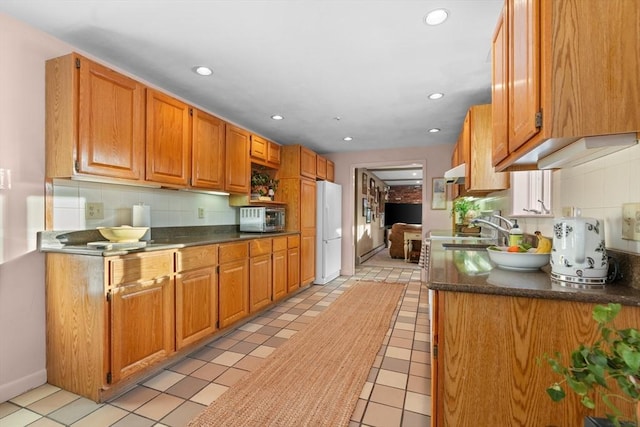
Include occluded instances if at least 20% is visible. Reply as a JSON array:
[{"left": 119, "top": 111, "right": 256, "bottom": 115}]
[
  {"left": 432, "top": 177, "right": 447, "bottom": 210},
  {"left": 365, "top": 207, "right": 372, "bottom": 223},
  {"left": 362, "top": 197, "right": 368, "bottom": 216},
  {"left": 369, "top": 178, "right": 375, "bottom": 191},
  {"left": 361, "top": 173, "right": 368, "bottom": 195}
]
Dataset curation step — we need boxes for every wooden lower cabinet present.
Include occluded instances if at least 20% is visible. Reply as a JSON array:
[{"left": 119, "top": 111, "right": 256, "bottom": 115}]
[
  {"left": 250, "top": 254, "right": 272, "bottom": 312},
  {"left": 110, "top": 276, "right": 175, "bottom": 384},
  {"left": 218, "top": 242, "right": 250, "bottom": 328},
  {"left": 175, "top": 245, "right": 218, "bottom": 349},
  {"left": 287, "top": 235, "right": 301, "bottom": 292},
  {"left": 432, "top": 291, "right": 640, "bottom": 426},
  {"left": 272, "top": 237, "right": 288, "bottom": 301}
]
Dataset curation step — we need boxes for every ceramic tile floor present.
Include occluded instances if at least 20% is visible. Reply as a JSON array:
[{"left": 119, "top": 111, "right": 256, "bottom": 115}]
[{"left": 0, "top": 266, "right": 430, "bottom": 427}]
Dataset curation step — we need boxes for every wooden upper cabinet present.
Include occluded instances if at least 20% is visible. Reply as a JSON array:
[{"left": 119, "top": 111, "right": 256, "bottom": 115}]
[
  {"left": 494, "top": 0, "right": 640, "bottom": 170},
  {"left": 280, "top": 144, "right": 317, "bottom": 179},
  {"left": 491, "top": 9, "right": 509, "bottom": 166},
  {"left": 461, "top": 105, "right": 509, "bottom": 194},
  {"left": 45, "top": 53, "right": 145, "bottom": 181},
  {"left": 326, "top": 160, "right": 335, "bottom": 182},
  {"left": 225, "top": 125, "right": 251, "bottom": 194},
  {"left": 267, "top": 141, "right": 281, "bottom": 167},
  {"left": 191, "top": 109, "right": 225, "bottom": 190},
  {"left": 300, "top": 146, "right": 317, "bottom": 179},
  {"left": 251, "top": 136, "right": 281, "bottom": 169},
  {"left": 250, "top": 135, "right": 268, "bottom": 161},
  {"left": 508, "top": 0, "right": 540, "bottom": 154},
  {"left": 146, "top": 89, "right": 191, "bottom": 186},
  {"left": 316, "top": 156, "right": 327, "bottom": 180}
]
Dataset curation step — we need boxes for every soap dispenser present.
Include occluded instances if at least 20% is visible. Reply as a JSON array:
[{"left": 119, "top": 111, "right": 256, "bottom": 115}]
[{"left": 508, "top": 219, "right": 523, "bottom": 246}]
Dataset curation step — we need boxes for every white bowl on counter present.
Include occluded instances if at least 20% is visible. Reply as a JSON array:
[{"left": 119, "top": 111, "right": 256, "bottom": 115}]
[
  {"left": 486, "top": 246, "right": 550, "bottom": 271},
  {"left": 97, "top": 226, "right": 149, "bottom": 243}
]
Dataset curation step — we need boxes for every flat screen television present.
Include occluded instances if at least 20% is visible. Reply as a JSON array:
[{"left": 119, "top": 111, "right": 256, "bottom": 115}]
[{"left": 384, "top": 203, "right": 422, "bottom": 227}]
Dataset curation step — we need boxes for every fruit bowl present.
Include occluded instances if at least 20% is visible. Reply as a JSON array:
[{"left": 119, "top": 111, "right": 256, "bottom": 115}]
[
  {"left": 486, "top": 246, "right": 550, "bottom": 271},
  {"left": 97, "top": 226, "right": 149, "bottom": 243}
]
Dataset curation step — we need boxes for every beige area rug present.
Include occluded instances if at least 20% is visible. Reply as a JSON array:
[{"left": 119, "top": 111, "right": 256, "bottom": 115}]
[{"left": 188, "top": 281, "right": 405, "bottom": 427}]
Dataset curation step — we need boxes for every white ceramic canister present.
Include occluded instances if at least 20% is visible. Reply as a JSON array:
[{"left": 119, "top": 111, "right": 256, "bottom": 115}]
[{"left": 550, "top": 210, "right": 607, "bottom": 285}]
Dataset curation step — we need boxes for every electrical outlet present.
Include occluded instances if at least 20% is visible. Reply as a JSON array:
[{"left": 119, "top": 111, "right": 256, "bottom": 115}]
[
  {"left": 85, "top": 202, "right": 104, "bottom": 219},
  {"left": 198, "top": 207, "right": 205, "bottom": 219},
  {"left": 622, "top": 203, "right": 640, "bottom": 241}
]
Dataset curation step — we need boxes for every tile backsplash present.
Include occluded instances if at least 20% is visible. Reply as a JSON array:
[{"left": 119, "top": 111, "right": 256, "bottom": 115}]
[
  {"left": 52, "top": 179, "right": 238, "bottom": 230},
  {"left": 488, "top": 141, "right": 640, "bottom": 255}
]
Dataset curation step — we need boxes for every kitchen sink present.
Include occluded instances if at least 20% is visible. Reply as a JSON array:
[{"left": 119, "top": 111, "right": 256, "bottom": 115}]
[{"left": 442, "top": 243, "right": 493, "bottom": 250}]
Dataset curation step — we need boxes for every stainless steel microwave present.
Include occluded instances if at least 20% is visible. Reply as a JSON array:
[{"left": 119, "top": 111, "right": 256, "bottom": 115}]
[{"left": 239, "top": 207, "right": 286, "bottom": 233}]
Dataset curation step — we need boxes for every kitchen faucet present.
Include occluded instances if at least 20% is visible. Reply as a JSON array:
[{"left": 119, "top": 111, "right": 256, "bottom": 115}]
[{"left": 470, "top": 216, "right": 511, "bottom": 246}]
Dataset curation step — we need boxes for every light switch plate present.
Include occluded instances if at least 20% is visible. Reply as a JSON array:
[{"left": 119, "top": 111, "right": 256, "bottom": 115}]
[{"left": 622, "top": 202, "right": 640, "bottom": 241}]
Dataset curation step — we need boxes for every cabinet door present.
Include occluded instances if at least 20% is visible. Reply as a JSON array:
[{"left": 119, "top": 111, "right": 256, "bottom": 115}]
[
  {"left": 249, "top": 254, "right": 272, "bottom": 312},
  {"left": 175, "top": 267, "right": 217, "bottom": 349},
  {"left": 77, "top": 57, "right": 145, "bottom": 180},
  {"left": 272, "top": 249, "right": 287, "bottom": 301},
  {"left": 492, "top": 10, "right": 509, "bottom": 166},
  {"left": 316, "top": 156, "right": 327, "bottom": 180},
  {"left": 218, "top": 258, "right": 249, "bottom": 328},
  {"left": 110, "top": 276, "right": 175, "bottom": 383},
  {"left": 267, "top": 141, "right": 281, "bottom": 166},
  {"left": 287, "top": 247, "right": 300, "bottom": 293},
  {"left": 250, "top": 135, "right": 268, "bottom": 161},
  {"left": 300, "top": 146, "right": 317, "bottom": 179},
  {"left": 146, "top": 89, "right": 191, "bottom": 186},
  {"left": 508, "top": 0, "right": 540, "bottom": 152},
  {"left": 326, "top": 160, "right": 335, "bottom": 182},
  {"left": 225, "top": 125, "right": 251, "bottom": 194},
  {"left": 192, "top": 109, "right": 225, "bottom": 190},
  {"left": 300, "top": 179, "right": 316, "bottom": 286}
]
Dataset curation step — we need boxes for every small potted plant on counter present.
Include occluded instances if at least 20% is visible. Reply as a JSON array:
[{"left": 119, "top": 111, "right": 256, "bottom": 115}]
[
  {"left": 542, "top": 303, "right": 640, "bottom": 427},
  {"left": 452, "top": 197, "right": 480, "bottom": 233}
]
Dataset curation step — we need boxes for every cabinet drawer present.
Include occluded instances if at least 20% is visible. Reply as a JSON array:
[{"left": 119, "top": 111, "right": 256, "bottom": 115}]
[
  {"left": 219, "top": 242, "right": 249, "bottom": 263},
  {"left": 288, "top": 235, "right": 300, "bottom": 248},
  {"left": 250, "top": 135, "right": 267, "bottom": 160},
  {"left": 250, "top": 239, "right": 272, "bottom": 257},
  {"left": 272, "top": 236, "right": 287, "bottom": 252},
  {"left": 176, "top": 245, "right": 218, "bottom": 272},
  {"left": 109, "top": 251, "right": 174, "bottom": 286}
]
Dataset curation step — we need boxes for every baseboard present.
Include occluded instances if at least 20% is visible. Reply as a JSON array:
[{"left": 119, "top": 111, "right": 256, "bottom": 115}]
[
  {"left": 0, "top": 369, "right": 47, "bottom": 403},
  {"left": 358, "top": 244, "right": 386, "bottom": 263}
]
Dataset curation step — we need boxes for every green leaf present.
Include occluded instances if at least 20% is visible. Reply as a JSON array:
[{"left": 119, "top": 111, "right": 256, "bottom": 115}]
[
  {"left": 581, "top": 395, "right": 595, "bottom": 409},
  {"left": 567, "top": 376, "right": 589, "bottom": 395},
  {"left": 593, "top": 303, "right": 621, "bottom": 324},
  {"left": 621, "top": 347, "right": 640, "bottom": 373},
  {"left": 546, "top": 384, "right": 565, "bottom": 401}
]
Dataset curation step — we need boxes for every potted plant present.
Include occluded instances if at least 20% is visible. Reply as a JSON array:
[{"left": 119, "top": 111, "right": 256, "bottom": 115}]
[
  {"left": 251, "top": 170, "right": 279, "bottom": 200},
  {"left": 452, "top": 197, "right": 480, "bottom": 231},
  {"left": 542, "top": 303, "right": 640, "bottom": 427}
]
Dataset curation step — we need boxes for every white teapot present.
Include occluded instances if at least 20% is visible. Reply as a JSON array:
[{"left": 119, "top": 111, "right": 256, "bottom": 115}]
[{"left": 550, "top": 210, "right": 607, "bottom": 285}]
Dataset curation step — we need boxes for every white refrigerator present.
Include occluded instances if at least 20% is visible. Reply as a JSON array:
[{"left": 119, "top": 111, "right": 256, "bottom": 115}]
[{"left": 315, "top": 181, "right": 342, "bottom": 284}]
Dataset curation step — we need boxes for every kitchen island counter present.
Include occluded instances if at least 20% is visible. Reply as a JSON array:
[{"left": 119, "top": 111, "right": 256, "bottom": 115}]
[{"left": 426, "top": 237, "right": 640, "bottom": 307}]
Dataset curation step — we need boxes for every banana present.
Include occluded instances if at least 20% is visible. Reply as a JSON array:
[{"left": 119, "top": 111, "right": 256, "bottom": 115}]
[{"left": 535, "top": 231, "right": 552, "bottom": 253}]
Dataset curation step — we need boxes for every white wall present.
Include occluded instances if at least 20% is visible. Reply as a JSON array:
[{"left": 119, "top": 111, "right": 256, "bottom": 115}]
[
  {"left": 0, "top": 13, "right": 72, "bottom": 402},
  {"left": 327, "top": 144, "right": 454, "bottom": 276}
]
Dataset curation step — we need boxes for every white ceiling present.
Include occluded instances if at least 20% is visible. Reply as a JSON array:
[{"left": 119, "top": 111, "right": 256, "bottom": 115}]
[{"left": 0, "top": 0, "right": 503, "bottom": 183}]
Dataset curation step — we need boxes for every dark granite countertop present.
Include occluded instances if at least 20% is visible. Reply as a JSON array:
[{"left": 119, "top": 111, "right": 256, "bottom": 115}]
[
  {"left": 38, "top": 226, "right": 299, "bottom": 257},
  {"left": 426, "top": 237, "right": 640, "bottom": 307}
]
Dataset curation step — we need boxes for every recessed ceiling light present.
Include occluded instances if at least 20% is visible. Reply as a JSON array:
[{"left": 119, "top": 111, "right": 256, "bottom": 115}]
[
  {"left": 193, "top": 66, "right": 213, "bottom": 76},
  {"left": 412, "top": 172, "right": 417, "bottom": 176},
  {"left": 425, "top": 9, "right": 449, "bottom": 26},
  {"left": 428, "top": 128, "right": 441, "bottom": 133},
  {"left": 428, "top": 92, "right": 444, "bottom": 100},
  {"left": 271, "top": 114, "right": 284, "bottom": 120},
  {"left": 343, "top": 136, "right": 353, "bottom": 141}
]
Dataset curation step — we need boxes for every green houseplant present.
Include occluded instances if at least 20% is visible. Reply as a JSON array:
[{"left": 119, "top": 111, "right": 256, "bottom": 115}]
[
  {"left": 452, "top": 197, "right": 480, "bottom": 226},
  {"left": 251, "top": 170, "right": 279, "bottom": 200},
  {"left": 543, "top": 303, "right": 640, "bottom": 427}
]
